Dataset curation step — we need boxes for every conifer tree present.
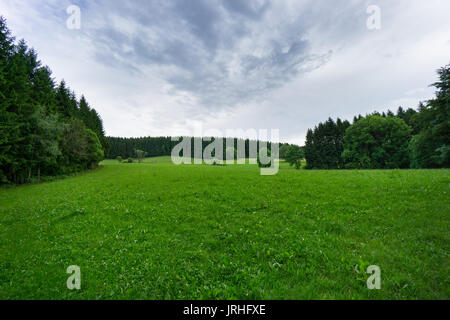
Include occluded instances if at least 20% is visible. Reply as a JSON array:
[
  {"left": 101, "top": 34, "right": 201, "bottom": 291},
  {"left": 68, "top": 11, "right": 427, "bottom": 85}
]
[{"left": 0, "top": 17, "right": 107, "bottom": 184}]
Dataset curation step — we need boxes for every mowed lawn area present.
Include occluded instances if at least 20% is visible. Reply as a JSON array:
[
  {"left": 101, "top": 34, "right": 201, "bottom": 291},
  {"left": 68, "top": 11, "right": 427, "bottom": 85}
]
[{"left": 0, "top": 157, "right": 448, "bottom": 299}]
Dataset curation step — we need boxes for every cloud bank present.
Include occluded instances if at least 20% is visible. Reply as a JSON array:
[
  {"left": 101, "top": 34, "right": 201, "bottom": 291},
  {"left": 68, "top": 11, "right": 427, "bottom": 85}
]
[{"left": 1, "top": 0, "right": 449, "bottom": 144}]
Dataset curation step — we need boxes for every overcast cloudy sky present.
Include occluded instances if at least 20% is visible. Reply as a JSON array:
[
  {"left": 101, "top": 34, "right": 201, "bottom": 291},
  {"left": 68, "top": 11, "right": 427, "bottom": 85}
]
[{"left": 1, "top": 0, "right": 449, "bottom": 144}]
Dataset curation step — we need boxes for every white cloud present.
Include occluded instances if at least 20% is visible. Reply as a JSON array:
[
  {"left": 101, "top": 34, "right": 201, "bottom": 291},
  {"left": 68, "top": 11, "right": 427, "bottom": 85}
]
[{"left": 1, "top": 0, "right": 449, "bottom": 145}]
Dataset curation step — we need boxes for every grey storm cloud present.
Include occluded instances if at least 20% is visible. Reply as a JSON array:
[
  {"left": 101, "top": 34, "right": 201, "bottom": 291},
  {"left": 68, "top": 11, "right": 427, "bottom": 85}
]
[
  {"left": 83, "top": 0, "right": 336, "bottom": 106},
  {"left": 3, "top": 0, "right": 448, "bottom": 142}
]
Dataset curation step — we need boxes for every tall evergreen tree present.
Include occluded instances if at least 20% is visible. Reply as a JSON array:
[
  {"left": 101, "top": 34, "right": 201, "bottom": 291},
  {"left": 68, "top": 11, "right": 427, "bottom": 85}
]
[
  {"left": 409, "top": 65, "right": 450, "bottom": 168},
  {"left": 0, "top": 17, "right": 107, "bottom": 184},
  {"left": 304, "top": 118, "right": 350, "bottom": 169},
  {"left": 55, "top": 80, "right": 75, "bottom": 119}
]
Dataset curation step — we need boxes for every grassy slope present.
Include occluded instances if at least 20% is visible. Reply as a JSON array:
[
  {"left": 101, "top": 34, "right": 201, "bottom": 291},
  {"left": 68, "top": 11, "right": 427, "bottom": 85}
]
[{"left": 0, "top": 157, "right": 448, "bottom": 299}]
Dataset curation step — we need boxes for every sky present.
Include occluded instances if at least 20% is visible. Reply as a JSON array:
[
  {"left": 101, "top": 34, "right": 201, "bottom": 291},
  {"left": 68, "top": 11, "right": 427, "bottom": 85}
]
[{"left": 1, "top": 0, "right": 449, "bottom": 144}]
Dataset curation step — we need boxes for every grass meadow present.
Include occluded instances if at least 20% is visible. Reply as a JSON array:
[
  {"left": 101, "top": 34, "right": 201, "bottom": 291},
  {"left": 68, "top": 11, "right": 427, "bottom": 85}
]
[{"left": 0, "top": 157, "right": 448, "bottom": 299}]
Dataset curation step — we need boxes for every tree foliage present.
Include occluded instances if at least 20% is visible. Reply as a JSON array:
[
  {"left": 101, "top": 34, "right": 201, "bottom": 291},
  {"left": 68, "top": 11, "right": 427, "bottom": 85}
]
[
  {"left": 304, "top": 64, "right": 449, "bottom": 170},
  {"left": 409, "top": 65, "right": 450, "bottom": 168},
  {"left": 107, "top": 136, "right": 292, "bottom": 161},
  {"left": 285, "top": 145, "right": 304, "bottom": 169},
  {"left": 342, "top": 115, "right": 411, "bottom": 169},
  {"left": 279, "top": 144, "right": 290, "bottom": 159},
  {"left": 304, "top": 118, "right": 350, "bottom": 169},
  {"left": 0, "top": 17, "right": 107, "bottom": 184},
  {"left": 135, "top": 149, "right": 147, "bottom": 163}
]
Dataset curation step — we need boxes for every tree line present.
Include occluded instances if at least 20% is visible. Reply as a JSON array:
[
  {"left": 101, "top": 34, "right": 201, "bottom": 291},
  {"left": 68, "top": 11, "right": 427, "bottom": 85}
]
[
  {"left": 108, "top": 136, "right": 288, "bottom": 160},
  {"left": 304, "top": 65, "right": 449, "bottom": 169},
  {"left": 0, "top": 17, "right": 108, "bottom": 184}
]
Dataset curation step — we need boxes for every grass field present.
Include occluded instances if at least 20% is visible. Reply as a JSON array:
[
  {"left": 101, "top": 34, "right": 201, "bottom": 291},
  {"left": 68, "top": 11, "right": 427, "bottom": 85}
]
[{"left": 0, "top": 157, "right": 449, "bottom": 299}]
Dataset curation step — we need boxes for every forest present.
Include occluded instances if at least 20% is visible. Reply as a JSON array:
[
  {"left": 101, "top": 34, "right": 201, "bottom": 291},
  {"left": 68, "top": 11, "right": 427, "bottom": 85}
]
[
  {"left": 304, "top": 66, "right": 449, "bottom": 170},
  {"left": 107, "top": 136, "right": 289, "bottom": 161},
  {"left": 0, "top": 17, "right": 108, "bottom": 184}
]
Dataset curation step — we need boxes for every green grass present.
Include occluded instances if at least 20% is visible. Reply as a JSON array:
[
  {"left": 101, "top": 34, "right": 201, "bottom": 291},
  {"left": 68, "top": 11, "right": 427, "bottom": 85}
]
[{"left": 0, "top": 157, "right": 449, "bottom": 299}]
